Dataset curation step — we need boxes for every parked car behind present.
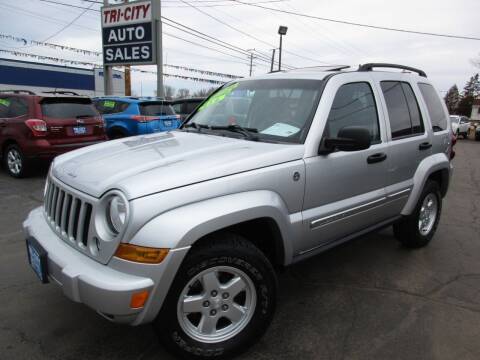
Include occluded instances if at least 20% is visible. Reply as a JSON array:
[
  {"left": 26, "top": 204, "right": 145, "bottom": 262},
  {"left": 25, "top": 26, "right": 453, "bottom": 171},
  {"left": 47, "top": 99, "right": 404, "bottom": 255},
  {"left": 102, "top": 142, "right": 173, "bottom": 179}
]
[
  {"left": 171, "top": 97, "right": 205, "bottom": 121},
  {"left": 0, "top": 90, "right": 106, "bottom": 178},
  {"left": 449, "top": 115, "right": 470, "bottom": 139},
  {"left": 93, "top": 97, "right": 181, "bottom": 139}
]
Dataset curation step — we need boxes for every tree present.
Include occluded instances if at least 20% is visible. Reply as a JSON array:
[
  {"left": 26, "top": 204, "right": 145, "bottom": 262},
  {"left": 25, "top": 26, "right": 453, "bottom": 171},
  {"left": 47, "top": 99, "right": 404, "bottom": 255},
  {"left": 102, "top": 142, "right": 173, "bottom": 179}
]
[
  {"left": 177, "top": 88, "right": 190, "bottom": 99},
  {"left": 164, "top": 85, "right": 176, "bottom": 99},
  {"left": 192, "top": 87, "right": 217, "bottom": 97},
  {"left": 456, "top": 74, "right": 480, "bottom": 116},
  {"left": 444, "top": 85, "right": 460, "bottom": 114}
]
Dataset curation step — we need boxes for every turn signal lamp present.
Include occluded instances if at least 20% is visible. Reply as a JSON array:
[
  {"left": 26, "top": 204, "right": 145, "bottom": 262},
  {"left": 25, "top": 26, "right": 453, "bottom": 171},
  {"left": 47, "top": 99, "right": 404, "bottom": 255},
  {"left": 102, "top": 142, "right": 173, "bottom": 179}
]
[
  {"left": 114, "top": 244, "right": 169, "bottom": 264},
  {"left": 130, "top": 290, "right": 149, "bottom": 309}
]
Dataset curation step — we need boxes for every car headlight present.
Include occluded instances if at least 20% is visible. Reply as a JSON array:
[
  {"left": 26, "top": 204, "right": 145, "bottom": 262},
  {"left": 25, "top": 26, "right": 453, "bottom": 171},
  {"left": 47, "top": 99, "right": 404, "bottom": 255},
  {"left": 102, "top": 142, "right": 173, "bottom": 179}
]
[{"left": 106, "top": 195, "right": 128, "bottom": 234}]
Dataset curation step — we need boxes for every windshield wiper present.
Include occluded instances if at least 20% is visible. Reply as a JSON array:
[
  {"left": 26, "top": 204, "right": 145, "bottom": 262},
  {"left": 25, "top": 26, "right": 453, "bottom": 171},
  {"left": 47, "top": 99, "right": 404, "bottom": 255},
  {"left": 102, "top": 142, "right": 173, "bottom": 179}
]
[
  {"left": 183, "top": 122, "right": 210, "bottom": 132},
  {"left": 210, "top": 124, "right": 259, "bottom": 141}
]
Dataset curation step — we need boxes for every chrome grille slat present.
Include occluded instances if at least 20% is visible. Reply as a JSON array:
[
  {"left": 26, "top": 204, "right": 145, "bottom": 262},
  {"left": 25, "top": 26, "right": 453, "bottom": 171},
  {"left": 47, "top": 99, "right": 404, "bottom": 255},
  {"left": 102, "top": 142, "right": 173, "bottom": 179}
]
[
  {"left": 76, "top": 202, "right": 87, "bottom": 247},
  {"left": 42, "top": 177, "right": 95, "bottom": 257}
]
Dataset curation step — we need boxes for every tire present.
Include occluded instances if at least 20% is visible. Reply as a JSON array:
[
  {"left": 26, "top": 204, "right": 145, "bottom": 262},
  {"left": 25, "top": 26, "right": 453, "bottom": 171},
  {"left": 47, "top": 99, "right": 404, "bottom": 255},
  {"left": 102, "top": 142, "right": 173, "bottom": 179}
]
[
  {"left": 155, "top": 233, "right": 277, "bottom": 359},
  {"left": 107, "top": 128, "right": 126, "bottom": 139},
  {"left": 393, "top": 180, "right": 442, "bottom": 248},
  {"left": 2, "top": 144, "right": 29, "bottom": 178}
]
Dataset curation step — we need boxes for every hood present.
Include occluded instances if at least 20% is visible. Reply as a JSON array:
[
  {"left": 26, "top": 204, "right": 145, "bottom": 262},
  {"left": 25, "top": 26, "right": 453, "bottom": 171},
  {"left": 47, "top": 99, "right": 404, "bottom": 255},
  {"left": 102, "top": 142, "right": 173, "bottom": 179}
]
[{"left": 52, "top": 131, "right": 304, "bottom": 199}]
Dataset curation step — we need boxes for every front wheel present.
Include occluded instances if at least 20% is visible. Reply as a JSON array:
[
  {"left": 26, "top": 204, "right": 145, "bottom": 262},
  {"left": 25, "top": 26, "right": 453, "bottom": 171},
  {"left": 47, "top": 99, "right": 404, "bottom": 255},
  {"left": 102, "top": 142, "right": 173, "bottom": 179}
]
[
  {"left": 393, "top": 180, "right": 442, "bottom": 248},
  {"left": 155, "top": 233, "right": 277, "bottom": 359}
]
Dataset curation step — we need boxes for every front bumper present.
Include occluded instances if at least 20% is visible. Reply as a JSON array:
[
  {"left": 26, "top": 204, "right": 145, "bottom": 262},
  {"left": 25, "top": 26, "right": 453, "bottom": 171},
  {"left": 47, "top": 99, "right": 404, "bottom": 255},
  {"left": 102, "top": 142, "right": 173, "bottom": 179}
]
[{"left": 23, "top": 207, "right": 188, "bottom": 325}]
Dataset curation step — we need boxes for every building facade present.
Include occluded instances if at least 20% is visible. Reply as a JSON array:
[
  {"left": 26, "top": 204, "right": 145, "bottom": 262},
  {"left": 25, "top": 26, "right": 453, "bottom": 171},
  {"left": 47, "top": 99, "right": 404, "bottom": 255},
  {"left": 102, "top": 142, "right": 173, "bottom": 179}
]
[{"left": 0, "top": 58, "right": 125, "bottom": 96}]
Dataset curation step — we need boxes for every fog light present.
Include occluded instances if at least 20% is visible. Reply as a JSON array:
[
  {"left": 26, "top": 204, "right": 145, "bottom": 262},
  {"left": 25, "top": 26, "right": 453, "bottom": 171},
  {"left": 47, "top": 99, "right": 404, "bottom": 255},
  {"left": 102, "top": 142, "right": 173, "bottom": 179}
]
[
  {"left": 130, "top": 291, "right": 149, "bottom": 309},
  {"left": 114, "top": 243, "right": 169, "bottom": 264}
]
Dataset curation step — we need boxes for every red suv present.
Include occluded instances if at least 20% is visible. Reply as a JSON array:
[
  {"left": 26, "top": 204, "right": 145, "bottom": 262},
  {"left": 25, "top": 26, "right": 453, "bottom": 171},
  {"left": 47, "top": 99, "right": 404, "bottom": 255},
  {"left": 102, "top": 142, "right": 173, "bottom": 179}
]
[{"left": 0, "top": 90, "right": 106, "bottom": 178}]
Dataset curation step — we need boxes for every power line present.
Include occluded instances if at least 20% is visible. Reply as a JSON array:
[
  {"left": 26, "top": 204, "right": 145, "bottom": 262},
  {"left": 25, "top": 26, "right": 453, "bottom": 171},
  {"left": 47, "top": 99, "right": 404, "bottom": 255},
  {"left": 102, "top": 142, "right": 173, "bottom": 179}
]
[
  {"left": 37, "top": 0, "right": 282, "bottom": 68},
  {"left": 178, "top": 0, "right": 316, "bottom": 66},
  {"left": 230, "top": 0, "right": 480, "bottom": 41}
]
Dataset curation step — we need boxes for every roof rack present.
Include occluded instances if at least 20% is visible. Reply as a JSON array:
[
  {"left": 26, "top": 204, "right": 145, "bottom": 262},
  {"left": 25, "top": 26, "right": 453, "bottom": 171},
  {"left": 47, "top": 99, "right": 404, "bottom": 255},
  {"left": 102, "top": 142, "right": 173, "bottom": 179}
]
[
  {"left": 42, "top": 90, "right": 80, "bottom": 96},
  {"left": 358, "top": 63, "right": 427, "bottom": 77},
  {"left": 0, "top": 89, "right": 36, "bottom": 95},
  {"left": 288, "top": 65, "right": 351, "bottom": 72}
]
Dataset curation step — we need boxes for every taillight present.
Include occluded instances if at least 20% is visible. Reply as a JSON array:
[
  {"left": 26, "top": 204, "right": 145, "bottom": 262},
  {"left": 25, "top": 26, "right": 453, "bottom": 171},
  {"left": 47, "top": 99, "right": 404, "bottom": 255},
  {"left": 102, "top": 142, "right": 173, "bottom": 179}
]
[
  {"left": 130, "top": 115, "right": 157, "bottom": 122},
  {"left": 25, "top": 119, "right": 48, "bottom": 137},
  {"left": 450, "top": 133, "right": 456, "bottom": 160}
]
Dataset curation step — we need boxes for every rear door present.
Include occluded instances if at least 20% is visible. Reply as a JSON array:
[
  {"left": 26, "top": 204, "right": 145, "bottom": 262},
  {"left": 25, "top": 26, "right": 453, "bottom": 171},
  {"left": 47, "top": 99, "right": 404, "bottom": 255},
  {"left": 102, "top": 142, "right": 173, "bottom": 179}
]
[
  {"left": 39, "top": 97, "right": 103, "bottom": 144},
  {"left": 371, "top": 74, "right": 433, "bottom": 217}
]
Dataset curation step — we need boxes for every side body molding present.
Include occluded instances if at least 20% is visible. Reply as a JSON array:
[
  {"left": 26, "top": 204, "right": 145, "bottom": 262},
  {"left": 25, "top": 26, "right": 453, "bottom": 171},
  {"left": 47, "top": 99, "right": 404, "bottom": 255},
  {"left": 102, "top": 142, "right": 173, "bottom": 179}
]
[
  {"left": 128, "top": 190, "right": 298, "bottom": 265},
  {"left": 401, "top": 152, "right": 451, "bottom": 215}
]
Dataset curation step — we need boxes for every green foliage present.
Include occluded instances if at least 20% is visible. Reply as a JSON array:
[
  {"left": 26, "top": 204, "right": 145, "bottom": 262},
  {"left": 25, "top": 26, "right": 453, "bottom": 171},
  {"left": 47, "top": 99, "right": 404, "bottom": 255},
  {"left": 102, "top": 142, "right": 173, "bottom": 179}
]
[{"left": 445, "top": 73, "right": 479, "bottom": 116}]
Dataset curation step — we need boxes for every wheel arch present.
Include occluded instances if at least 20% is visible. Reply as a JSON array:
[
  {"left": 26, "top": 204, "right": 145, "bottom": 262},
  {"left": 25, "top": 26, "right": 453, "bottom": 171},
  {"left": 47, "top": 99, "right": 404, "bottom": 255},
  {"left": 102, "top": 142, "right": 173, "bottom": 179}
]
[{"left": 401, "top": 153, "right": 451, "bottom": 215}]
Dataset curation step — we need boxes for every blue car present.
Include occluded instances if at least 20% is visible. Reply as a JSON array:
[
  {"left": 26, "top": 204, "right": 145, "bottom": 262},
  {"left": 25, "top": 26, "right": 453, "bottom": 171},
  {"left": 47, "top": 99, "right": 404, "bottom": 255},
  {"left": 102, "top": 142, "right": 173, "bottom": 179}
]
[{"left": 93, "top": 97, "right": 181, "bottom": 139}]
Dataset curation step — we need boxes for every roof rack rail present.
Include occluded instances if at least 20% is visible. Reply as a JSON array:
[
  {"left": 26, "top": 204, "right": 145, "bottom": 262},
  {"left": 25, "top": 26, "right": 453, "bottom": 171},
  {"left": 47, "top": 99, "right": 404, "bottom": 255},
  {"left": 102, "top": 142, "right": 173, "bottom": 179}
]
[
  {"left": 288, "top": 65, "right": 350, "bottom": 72},
  {"left": 42, "top": 90, "right": 80, "bottom": 96},
  {"left": 358, "top": 63, "right": 427, "bottom": 77},
  {"left": 0, "top": 89, "right": 36, "bottom": 95}
]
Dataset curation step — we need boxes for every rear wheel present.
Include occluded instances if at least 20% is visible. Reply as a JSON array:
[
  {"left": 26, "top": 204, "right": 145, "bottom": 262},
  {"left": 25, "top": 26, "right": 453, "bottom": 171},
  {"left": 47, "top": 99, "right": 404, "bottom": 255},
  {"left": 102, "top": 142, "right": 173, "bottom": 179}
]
[
  {"left": 3, "top": 144, "right": 29, "bottom": 178},
  {"left": 155, "top": 233, "right": 277, "bottom": 359},
  {"left": 393, "top": 180, "right": 442, "bottom": 248},
  {"left": 107, "top": 128, "right": 127, "bottom": 139}
]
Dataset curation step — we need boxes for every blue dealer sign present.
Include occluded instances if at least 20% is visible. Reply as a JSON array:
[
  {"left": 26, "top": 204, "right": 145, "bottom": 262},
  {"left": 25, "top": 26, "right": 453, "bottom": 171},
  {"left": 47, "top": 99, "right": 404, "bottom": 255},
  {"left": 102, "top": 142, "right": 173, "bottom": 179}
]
[{"left": 101, "top": 0, "right": 156, "bottom": 65}]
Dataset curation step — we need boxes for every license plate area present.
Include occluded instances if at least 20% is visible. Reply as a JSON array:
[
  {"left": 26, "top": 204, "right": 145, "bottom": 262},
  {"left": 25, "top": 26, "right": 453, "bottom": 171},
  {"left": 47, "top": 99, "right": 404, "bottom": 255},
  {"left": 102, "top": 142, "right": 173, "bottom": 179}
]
[
  {"left": 163, "top": 120, "right": 173, "bottom": 127},
  {"left": 73, "top": 126, "right": 87, "bottom": 135},
  {"left": 26, "top": 237, "right": 49, "bottom": 283}
]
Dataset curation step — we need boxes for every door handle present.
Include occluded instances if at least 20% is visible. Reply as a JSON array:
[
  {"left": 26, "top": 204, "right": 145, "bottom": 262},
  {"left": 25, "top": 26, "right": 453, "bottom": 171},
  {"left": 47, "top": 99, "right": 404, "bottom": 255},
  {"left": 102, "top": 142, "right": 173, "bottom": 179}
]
[
  {"left": 367, "top": 153, "right": 387, "bottom": 164},
  {"left": 418, "top": 142, "right": 432, "bottom": 150}
]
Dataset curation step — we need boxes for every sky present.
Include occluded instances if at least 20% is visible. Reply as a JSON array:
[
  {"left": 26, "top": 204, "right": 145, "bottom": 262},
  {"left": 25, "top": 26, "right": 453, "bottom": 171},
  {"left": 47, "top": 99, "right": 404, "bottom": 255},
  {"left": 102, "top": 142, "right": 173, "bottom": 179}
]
[{"left": 0, "top": 0, "right": 479, "bottom": 96}]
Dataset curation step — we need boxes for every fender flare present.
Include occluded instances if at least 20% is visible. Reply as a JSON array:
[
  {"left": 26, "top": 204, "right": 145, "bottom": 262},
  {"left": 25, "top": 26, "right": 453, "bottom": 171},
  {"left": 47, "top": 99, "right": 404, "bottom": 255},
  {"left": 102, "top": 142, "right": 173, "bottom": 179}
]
[
  {"left": 128, "top": 190, "right": 295, "bottom": 264},
  {"left": 401, "top": 153, "right": 451, "bottom": 215}
]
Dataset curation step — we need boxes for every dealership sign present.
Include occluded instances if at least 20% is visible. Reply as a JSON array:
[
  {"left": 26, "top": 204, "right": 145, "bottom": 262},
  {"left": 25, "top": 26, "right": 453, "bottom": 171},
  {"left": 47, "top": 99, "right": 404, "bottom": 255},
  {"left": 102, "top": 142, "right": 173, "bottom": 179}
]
[{"left": 101, "top": 0, "right": 156, "bottom": 65}]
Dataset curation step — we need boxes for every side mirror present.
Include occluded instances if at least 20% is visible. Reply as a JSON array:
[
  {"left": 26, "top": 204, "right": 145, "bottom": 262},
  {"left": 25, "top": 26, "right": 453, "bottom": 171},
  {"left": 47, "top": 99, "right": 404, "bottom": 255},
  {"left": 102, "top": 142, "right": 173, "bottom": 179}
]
[{"left": 319, "top": 126, "right": 371, "bottom": 154}]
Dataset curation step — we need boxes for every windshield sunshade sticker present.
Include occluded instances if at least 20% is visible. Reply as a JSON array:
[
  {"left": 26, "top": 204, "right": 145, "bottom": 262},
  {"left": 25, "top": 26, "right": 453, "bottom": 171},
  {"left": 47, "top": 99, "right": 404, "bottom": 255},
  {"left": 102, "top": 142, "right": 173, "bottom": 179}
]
[
  {"left": 198, "top": 83, "right": 239, "bottom": 111},
  {"left": 0, "top": 99, "right": 10, "bottom": 107},
  {"left": 103, "top": 100, "right": 115, "bottom": 108},
  {"left": 260, "top": 123, "right": 300, "bottom": 137}
]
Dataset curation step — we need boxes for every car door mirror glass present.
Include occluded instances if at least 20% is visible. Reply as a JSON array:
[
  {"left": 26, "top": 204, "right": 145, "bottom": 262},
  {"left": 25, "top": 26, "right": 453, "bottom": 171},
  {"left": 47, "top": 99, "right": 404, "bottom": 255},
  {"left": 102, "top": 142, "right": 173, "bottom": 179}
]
[{"left": 320, "top": 126, "right": 371, "bottom": 154}]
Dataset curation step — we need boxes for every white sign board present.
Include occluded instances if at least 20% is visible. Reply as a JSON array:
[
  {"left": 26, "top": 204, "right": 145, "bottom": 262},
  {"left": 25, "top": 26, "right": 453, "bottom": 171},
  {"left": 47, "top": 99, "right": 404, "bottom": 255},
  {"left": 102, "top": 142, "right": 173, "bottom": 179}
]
[{"left": 101, "top": 0, "right": 156, "bottom": 66}]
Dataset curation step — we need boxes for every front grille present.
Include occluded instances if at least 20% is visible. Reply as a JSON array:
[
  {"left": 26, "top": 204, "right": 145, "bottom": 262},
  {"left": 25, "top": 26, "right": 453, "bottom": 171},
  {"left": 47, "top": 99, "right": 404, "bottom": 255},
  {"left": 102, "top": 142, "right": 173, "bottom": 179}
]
[{"left": 44, "top": 178, "right": 93, "bottom": 248}]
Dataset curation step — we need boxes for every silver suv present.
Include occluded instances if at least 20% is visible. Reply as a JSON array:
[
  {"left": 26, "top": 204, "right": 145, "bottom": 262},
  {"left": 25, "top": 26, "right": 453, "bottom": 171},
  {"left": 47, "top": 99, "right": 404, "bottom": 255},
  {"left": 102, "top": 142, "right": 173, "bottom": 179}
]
[{"left": 23, "top": 63, "right": 453, "bottom": 359}]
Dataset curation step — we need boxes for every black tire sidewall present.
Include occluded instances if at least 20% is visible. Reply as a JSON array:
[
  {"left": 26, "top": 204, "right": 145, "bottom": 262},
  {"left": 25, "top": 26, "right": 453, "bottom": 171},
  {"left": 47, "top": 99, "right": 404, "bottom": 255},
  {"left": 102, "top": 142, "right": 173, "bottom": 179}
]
[{"left": 156, "top": 236, "right": 277, "bottom": 359}]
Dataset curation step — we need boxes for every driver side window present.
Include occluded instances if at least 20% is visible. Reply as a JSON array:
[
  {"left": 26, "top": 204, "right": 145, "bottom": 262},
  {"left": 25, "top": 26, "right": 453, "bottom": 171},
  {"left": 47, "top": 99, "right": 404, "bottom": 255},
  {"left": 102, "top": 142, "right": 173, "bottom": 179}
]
[{"left": 325, "top": 82, "right": 380, "bottom": 143}]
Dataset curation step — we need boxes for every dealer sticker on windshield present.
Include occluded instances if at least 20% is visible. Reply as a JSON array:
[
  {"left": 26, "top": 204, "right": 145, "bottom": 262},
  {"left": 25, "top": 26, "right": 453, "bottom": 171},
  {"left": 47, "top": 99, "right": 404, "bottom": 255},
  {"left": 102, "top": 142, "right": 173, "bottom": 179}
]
[{"left": 260, "top": 123, "right": 300, "bottom": 137}]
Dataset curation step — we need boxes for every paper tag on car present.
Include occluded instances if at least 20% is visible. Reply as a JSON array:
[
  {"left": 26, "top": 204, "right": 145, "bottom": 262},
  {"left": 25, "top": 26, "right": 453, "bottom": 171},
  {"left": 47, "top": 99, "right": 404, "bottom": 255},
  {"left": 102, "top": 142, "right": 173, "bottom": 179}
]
[{"left": 260, "top": 123, "right": 300, "bottom": 137}]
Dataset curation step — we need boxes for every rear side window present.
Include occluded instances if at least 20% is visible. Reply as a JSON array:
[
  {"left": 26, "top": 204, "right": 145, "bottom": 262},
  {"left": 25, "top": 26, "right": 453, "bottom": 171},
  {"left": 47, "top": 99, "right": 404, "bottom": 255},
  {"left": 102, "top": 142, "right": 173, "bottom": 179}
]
[
  {"left": 172, "top": 103, "right": 182, "bottom": 113},
  {"left": 418, "top": 83, "right": 448, "bottom": 131},
  {"left": 41, "top": 99, "right": 98, "bottom": 119},
  {"left": 381, "top": 81, "right": 424, "bottom": 139},
  {"left": 325, "top": 82, "right": 380, "bottom": 142},
  {"left": 139, "top": 102, "right": 174, "bottom": 116},
  {"left": 0, "top": 97, "right": 28, "bottom": 118}
]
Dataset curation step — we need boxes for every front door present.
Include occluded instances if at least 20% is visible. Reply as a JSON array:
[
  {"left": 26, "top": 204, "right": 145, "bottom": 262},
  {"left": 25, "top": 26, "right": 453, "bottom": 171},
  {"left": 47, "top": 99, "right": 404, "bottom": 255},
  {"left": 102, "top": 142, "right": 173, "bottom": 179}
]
[{"left": 299, "top": 79, "right": 390, "bottom": 255}]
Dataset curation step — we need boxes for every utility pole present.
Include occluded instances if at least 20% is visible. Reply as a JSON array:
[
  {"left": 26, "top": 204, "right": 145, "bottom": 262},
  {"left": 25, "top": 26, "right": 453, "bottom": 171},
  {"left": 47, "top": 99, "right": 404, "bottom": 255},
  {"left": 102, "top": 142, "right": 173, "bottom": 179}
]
[
  {"left": 270, "top": 48, "right": 276, "bottom": 72},
  {"left": 103, "top": 0, "right": 113, "bottom": 95},
  {"left": 154, "top": 0, "right": 164, "bottom": 98},
  {"left": 123, "top": 0, "right": 131, "bottom": 96},
  {"left": 247, "top": 49, "right": 255, "bottom": 77}
]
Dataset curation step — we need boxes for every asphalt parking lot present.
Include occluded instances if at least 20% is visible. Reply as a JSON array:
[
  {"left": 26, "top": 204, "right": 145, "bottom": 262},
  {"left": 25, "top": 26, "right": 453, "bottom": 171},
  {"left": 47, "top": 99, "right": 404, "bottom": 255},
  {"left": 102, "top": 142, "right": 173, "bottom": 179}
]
[{"left": 1, "top": 139, "right": 479, "bottom": 360}]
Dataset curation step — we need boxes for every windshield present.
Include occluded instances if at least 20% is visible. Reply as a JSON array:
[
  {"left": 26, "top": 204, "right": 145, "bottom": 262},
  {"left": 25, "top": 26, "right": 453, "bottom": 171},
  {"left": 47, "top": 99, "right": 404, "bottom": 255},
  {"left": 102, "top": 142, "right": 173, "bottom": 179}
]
[
  {"left": 139, "top": 102, "right": 175, "bottom": 116},
  {"left": 185, "top": 79, "right": 323, "bottom": 143},
  {"left": 41, "top": 99, "right": 98, "bottom": 119}
]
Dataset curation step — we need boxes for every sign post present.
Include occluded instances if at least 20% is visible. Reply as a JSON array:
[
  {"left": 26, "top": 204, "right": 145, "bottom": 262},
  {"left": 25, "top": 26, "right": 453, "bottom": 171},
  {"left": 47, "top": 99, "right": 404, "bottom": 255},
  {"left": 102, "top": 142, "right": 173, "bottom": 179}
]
[{"left": 101, "top": 0, "right": 162, "bottom": 96}]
